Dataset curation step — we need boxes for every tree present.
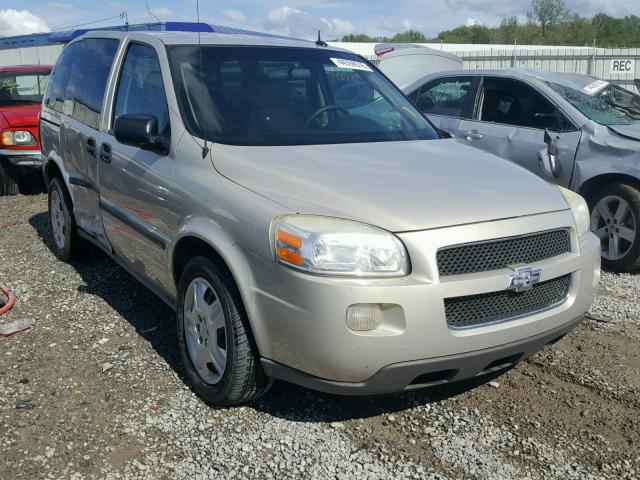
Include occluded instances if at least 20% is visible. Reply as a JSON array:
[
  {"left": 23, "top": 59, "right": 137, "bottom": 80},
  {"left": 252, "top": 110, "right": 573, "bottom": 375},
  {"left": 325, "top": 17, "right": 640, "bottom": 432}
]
[
  {"left": 495, "top": 16, "right": 519, "bottom": 44},
  {"left": 390, "top": 30, "right": 428, "bottom": 43},
  {"left": 341, "top": 33, "right": 376, "bottom": 42},
  {"left": 530, "top": 0, "right": 570, "bottom": 38},
  {"left": 436, "top": 25, "right": 492, "bottom": 44}
]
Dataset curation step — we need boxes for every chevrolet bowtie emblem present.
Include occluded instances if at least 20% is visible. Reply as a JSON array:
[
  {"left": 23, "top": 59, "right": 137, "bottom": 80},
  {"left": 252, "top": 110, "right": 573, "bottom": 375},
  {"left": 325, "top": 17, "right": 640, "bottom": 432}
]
[{"left": 506, "top": 266, "right": 542, "bottom": 292}]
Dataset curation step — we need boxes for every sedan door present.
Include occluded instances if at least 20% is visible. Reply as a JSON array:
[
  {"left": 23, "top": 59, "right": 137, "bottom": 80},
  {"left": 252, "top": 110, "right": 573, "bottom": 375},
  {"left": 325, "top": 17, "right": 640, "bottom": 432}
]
[
  {"left": 458, "top": 76, "right": 581, "bottom": 187},
  {"left": 98, "top": 42, "right": 176, "bottom": 288},
  {"left": 409, "top": 75, "right": 479, "bottom": 137}
]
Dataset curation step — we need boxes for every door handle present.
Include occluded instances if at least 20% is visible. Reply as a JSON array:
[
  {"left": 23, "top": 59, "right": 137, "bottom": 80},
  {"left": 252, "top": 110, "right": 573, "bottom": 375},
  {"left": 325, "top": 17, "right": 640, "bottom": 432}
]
[
  {"left": 99, "top": 143, "right": 112, "bottom": 164},
  {"left": 460, "top": 130, "right": 483, "bottom": 140},
  {"left": 86, "top": 137, "right": 97, "bottom": 157}
]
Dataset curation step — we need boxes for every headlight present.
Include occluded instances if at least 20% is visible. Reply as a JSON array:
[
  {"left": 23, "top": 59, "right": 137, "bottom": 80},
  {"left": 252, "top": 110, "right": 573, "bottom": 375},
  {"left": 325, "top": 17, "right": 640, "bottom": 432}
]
[
  {"left": 1, "top": 130, "right": 36, "bottom": 146},
  {"left": 273, "top": 215, "right": 410, "bottom": 277},
  {"left": 558, "top": 186, "right": 590, "bottom": 241}
]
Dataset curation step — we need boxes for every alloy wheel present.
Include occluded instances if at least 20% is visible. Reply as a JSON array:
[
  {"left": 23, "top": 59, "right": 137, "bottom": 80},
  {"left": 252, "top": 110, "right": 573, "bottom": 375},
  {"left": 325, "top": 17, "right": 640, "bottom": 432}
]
[{"left": 591, "top": 195, "right": 637, "bottom": 261}]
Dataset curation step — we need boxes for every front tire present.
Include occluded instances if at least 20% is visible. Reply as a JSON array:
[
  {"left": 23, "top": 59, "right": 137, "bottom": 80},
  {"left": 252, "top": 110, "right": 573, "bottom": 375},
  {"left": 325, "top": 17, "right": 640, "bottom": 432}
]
[
  {"left": 176, "top": 256, "right": 271, "bottom": 406},
  {"left": 0, "top": 163, "right": 19, "bottom": 196},
  {"left": 589, "top": 183, "right": 640, "bottom": 271}
]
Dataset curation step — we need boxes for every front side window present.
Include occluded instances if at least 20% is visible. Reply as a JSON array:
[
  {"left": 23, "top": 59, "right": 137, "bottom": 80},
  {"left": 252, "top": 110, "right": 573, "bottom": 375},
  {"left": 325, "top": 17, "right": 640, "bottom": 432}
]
[
  {"left": 0, "top": 69, "right": 50, "bottom": 106},
  {"left": 545, "top": 81, "right": 640, "bottom": 126},
  {"left": 167, "top": 46, "right": 438, "bottom": 146},
  {"left": 415, "top": 77, "right": 475, "bottom": 118},
  {"left": 480, "top": 78, "right": 573, "bottom": 131},
  {"left": 114, "top": 43, "right": 170, "bottom": 137}
]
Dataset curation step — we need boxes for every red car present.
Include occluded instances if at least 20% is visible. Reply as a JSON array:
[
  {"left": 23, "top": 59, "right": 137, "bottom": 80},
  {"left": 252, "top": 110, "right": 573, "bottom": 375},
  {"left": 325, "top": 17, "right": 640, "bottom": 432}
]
[{"left": 0, "top": 65, "right": 52, "bottom": 195}]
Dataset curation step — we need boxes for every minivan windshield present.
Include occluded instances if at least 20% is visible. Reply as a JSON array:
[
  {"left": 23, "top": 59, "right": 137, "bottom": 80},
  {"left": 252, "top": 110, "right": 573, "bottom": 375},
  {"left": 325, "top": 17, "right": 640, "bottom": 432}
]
[
  {"left": 0, "top": 70, "right": 50, "bottom": 106},
  {"left": 168, "top": 46, "right": 439, "bottom": 146},
  {"left": 545, "top": 80, "right": 640, "bottom": 126}
]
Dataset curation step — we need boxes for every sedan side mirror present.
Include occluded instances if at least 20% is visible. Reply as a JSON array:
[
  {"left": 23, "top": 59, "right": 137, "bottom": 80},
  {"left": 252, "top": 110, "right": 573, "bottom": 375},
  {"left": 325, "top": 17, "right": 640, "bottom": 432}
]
[
  {"left": 114, "top": 114, "right": 168, "bottom": 154},
  {"left": 539, "top": 129, "right": 561, "bottom": 178}
]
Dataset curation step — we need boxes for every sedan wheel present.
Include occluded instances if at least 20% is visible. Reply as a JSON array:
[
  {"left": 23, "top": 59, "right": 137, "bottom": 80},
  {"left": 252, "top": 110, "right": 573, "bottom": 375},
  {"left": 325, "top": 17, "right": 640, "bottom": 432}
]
[{"left": 591, "top": 195, "right": 637, "bottom": 261}]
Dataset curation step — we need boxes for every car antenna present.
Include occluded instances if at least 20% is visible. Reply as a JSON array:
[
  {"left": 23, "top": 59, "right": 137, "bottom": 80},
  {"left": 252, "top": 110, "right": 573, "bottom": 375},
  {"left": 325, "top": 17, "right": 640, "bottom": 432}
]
[
  {"left": 196, "top": 0, "right": 209, "bottom": 159},
  {"left": 316, "top": 30, "right": 327, "bottom": 47}
]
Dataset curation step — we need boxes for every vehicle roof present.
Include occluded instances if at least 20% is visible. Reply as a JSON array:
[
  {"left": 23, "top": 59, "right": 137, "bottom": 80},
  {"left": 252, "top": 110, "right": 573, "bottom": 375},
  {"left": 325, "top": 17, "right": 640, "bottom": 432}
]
[
  {"left": 0, "top": 65, "right": 52, "bottom": 73},
  {"left": 79, "top": 30, "right": 351, "bottom": 53},
  {"left": 405, "top": 67, "right": 601, "bottom": 93}
]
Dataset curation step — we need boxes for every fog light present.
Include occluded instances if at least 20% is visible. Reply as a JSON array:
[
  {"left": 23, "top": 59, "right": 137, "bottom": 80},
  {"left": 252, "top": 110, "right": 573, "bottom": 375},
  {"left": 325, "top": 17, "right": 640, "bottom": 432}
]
[{"left": 346, "top": 304, "right": 383, "bottom": 331}]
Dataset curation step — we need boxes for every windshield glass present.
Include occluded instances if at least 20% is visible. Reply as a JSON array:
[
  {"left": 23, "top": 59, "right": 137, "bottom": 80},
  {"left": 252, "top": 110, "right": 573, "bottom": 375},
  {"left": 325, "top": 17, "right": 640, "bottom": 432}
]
[
  {"left": 0, "top": 70, "right": 50, "bottom": 106},
  {"left": 545, "top": 80, "right": 640, "bottom": 126},
  {"left": 168, "top": 46, "right": 438, "bottom": 146}
]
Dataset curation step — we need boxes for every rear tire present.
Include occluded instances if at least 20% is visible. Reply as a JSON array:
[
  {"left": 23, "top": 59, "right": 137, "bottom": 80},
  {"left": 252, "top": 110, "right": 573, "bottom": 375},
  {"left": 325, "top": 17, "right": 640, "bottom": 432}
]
[
  {"left": 589, "top": 183, "right": 640, "bottom": 272},
  {"left": 0, "top": 163, "right": 19, "bottom": 196},
  {"left": 48, "top": 177, "right": 82, "bottom": 261},
  {"left": 176, "top": 256, "right": 271, "bottom": 406}
]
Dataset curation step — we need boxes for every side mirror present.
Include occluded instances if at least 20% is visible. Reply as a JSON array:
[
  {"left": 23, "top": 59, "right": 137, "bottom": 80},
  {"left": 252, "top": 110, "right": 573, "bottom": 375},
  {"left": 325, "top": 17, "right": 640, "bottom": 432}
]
[
  {"left": 543, "top": 129, "right": 558, "bottom": 157},
  {"left": 539, "top": 129, "right": 561, "bottom": 178},
  {"left": 114, "top": 114, "right": 167, "bottom": 154}
]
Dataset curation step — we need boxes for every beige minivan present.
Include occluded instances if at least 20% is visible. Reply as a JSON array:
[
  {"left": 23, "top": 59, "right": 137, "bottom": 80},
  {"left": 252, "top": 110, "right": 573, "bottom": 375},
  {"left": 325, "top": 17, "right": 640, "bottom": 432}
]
[{"left": 40, "top": 30, "right": 600, "bottom": 406}]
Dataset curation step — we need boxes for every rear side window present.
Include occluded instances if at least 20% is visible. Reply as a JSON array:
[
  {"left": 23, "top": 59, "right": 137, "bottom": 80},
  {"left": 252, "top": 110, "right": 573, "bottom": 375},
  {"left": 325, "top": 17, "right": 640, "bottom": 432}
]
[
  {"left": 45, "top": 42, "right": 79, "bottom": 114},
  {"left": 45, "top": 38, "right": 119, "bottom": 129},
  {"left": 415, "top": 77, "right": 475, "bottom": 118},
  {"left": 113, "top": 43, "right": 170, "bottom": 137}
]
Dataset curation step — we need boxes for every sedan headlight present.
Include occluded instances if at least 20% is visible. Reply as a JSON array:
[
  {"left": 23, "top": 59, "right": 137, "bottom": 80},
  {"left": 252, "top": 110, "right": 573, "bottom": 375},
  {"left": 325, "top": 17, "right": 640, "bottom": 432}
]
[
  {"left": 273, "top": 215, "right": 410, "bottom": 277},
  {"left": 558, "top": 186, "right": 590, "bottom": 241},
  {"left": 1, "top": 130, "right": 37, "bottom": 146}
]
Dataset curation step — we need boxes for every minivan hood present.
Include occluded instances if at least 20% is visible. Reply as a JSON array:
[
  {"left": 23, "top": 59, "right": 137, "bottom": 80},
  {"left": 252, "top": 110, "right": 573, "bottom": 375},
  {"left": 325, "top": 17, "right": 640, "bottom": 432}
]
[
  {"left": 212, "top": 139, "right": 568, "bottom": 232},
  {"left": 608, "top": 124, "right": 640, "bottom": 142},
  {"left": 0, "top": 103, "right": 40, "bottom": 127}
]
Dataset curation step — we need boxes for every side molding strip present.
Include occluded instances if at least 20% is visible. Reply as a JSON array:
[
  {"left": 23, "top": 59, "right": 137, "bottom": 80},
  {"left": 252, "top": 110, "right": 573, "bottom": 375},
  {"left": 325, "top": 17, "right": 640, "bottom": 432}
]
[{"left": 99, "top": 198, "right": 169, "bottom": 250}]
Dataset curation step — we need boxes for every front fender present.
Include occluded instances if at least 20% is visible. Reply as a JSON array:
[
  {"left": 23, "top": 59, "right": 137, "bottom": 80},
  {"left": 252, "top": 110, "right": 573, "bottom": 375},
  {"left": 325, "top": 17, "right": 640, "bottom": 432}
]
[{"left": 169, "top": 216, "right": 272, "bottom": 356}]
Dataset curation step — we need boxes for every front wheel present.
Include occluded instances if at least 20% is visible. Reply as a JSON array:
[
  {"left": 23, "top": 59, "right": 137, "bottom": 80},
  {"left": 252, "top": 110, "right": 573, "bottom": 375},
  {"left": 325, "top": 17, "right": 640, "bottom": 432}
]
[
  {"left": 589, "top": 183, "right": 640, "bottom": 271},
  {"left": 176, "top": 256, "right": 271, "bottom": 406}
]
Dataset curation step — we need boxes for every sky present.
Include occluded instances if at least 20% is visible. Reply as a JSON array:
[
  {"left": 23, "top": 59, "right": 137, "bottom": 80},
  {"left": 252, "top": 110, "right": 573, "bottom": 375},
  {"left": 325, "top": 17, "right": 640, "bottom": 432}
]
[{"left": 1, "top": 0, "right": 639, "bottom": 40}]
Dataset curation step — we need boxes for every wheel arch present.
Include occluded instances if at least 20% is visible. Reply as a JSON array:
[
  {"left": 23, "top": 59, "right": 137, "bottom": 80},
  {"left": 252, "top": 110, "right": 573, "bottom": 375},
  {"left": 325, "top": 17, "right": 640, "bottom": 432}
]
[
  {"left": 577, "top": 173, "right": 640, "bottom": 203},
  {"left": 170, "top": 223, "right": 266, "bottom": 356},
  {"left": 43, "top": 156, "right": 64, "bottom": 187}
]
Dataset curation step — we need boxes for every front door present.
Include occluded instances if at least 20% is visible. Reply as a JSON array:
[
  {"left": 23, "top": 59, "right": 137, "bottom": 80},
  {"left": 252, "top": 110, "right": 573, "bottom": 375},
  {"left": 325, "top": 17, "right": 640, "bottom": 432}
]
[
  {"left": 460, "top": 76, "right": 581, "bottom": 187},
  {"left": 98, "top": 42, "right": 176, "bottom": 287}
]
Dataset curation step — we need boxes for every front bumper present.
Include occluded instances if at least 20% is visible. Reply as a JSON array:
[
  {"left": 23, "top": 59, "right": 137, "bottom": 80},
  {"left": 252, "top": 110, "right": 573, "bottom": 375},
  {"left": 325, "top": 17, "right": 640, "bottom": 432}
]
[
  {"left": 0, "top": 148, "right": 43, "bottom": 168},
  {"left": 245, "top": 210, "right": 600, "bottom": 388},
  {"left": 261, "top": 315, "right": 582, "bottom": 395}
]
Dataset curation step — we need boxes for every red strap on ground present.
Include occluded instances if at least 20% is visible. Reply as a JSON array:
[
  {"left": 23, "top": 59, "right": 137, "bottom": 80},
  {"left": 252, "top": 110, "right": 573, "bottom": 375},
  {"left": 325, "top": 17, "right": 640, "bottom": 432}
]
[{"left": 0, "top": 283, "right": 16, "bottom": 316}]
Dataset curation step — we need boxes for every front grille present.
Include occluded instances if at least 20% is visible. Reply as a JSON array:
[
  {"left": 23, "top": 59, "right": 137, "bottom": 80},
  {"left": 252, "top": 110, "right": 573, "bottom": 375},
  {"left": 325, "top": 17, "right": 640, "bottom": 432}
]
[
  {"left": 437, "top": 229, "right": 571, "bottom": 276},
  {"left": 444, "top": 274, "right": 571, "bottom": 329}
]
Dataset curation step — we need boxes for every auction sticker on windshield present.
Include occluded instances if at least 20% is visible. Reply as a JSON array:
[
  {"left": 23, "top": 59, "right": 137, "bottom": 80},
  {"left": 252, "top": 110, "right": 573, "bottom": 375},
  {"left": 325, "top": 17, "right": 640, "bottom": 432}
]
[
  {"left": 584, "top": 79, "right": 609, "bottom": 95},
  {"left": 331, "top": 58, "right": 373, "bottom": 72}
]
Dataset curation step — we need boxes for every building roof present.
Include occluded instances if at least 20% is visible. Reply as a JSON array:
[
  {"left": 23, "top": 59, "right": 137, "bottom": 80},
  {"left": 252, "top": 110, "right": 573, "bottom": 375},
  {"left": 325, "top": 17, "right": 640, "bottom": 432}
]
[{"left": 0, "top": 22, "right": 306, "bottom": 50}]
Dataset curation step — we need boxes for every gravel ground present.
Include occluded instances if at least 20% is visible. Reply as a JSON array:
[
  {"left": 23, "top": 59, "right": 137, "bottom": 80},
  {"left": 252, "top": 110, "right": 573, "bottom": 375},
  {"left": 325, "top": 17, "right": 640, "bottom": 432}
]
[{"left": 1, "top": 193, "right": 639, "bottom": 480}]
